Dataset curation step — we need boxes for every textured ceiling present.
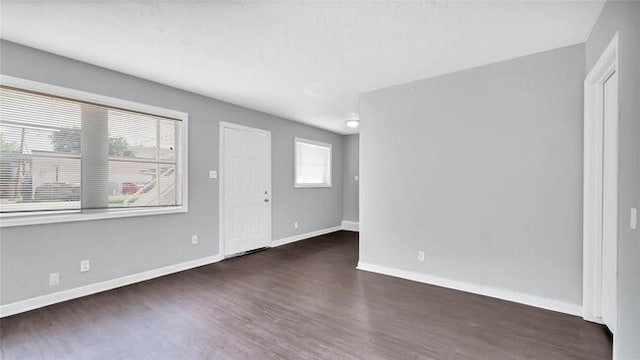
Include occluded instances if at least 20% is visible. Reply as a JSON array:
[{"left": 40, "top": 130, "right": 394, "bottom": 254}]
[{"left": 0, "top": 1, "right": 604, "bottom": 134}]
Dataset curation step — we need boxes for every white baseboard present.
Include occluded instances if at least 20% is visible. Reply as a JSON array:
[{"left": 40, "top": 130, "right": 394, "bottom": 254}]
[
  {"left": 0, "top": 255, "right": 223, "bottom": 318},
  {"left": 341, "top": 220, "right": 359, "bottom": 232},
  {"left": 357, "top": 261, "right": 582, "bottom": 317},
  {"left": 271, "top": 225, "right": 342, "bottom": 247}
]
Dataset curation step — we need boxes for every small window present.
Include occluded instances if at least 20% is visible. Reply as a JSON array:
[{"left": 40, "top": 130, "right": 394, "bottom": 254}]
[
  {"left": 0, "top": 77, "right": 188, "bottom": 227},
  {"left": 294, "top": 137, "right": 331, "bottom": 188}
]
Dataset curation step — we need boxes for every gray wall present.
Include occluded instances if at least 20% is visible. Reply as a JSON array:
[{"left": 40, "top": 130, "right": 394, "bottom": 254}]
[
  {"left": 0, "top": 40, "right": 344, "bottom": 305},
  {"left": 359, "top": 44, "right": 585, "bottom": 306},
  {"left": 342, "top": 134, "right": 359, "bottom": 222},
  {"left": 586, "top": 2, "right": 640, "bottom": 358}
]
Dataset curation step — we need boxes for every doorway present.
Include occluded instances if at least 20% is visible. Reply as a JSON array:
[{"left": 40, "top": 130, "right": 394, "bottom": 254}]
[
  {"left": 219, "top": 122, "right": 271, "bottom": 257},
  {"left": 583, "top": 32, "right": 619, "bottom": 334}
]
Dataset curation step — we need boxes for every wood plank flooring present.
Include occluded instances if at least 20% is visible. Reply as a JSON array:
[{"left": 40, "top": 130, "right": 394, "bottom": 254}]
[{"left": 0, "top": 231, "right": 611, "bottom": 359}]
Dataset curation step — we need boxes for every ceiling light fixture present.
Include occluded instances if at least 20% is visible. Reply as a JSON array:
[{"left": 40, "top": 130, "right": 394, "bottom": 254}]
[{"left": 345, "top": 119, "right": 360, "bottom": 128}]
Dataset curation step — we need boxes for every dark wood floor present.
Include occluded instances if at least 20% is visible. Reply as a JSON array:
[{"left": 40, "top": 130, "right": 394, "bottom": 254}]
[{"left": 1, "top": 231, "right": 611, "bottom": 359}]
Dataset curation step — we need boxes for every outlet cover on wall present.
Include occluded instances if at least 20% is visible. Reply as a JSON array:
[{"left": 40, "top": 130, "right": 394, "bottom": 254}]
[
  {"left": 418, "top": 251, "right": 425, "bottom": 262},
  {"left": 49, "top": 273, "right": 60, "bottom": 287},
  {"left": 209, "top": 170, "right": 217, "bottom": 179},
  {"left": 294, "top": 222, "right": 299, "bottom": 229},
  {"left": 80, "top": 260, "right": 90, "bottom": 273},
  {"left": 192, "top": 234, "right": 199, "bottom": 245}
]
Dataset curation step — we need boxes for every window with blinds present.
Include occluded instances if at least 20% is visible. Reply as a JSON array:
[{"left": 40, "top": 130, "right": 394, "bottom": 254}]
[
  {"left": 0, "top": 83, "right": 186, "bottom": 219},
  {"left": 294, "top": 137, "right": 332, "bottom": 188}
]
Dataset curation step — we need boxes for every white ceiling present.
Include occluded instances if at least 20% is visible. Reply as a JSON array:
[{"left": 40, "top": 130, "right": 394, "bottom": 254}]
[{"left": 0, "top": 1, "right": 604, "bottom": 134}]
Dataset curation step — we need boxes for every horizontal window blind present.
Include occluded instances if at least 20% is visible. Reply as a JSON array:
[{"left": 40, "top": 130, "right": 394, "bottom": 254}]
[
  {"left": 0, "top": 87, "right": 82, "bottom": 213},
  {"left": 295, "top": 138, "right": 332, "bottom": 187},
  {"left": 0, "top": 86, "right": 183, "bottom": 215}
]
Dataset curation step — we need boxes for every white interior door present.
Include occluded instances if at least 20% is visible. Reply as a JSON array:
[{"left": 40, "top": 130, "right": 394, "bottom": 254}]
[
  {"left": 601, "top": 70, "right": 618, "bottom": 332},
  {"left": 221, "top": 123, "right": 271, "bottom": 256}
]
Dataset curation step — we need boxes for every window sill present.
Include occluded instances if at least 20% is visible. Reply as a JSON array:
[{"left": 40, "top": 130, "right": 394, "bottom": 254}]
[
  {"left": 0, "top": 206, "right": 187, "bottom": 228},
  {"left": 294, "top": 183, "right": 332, "bottom": 188}
]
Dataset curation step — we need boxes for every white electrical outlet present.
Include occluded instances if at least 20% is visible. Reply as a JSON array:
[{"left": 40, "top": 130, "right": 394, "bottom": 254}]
[
  {"left": 294, "top": 222, "right": 299, "bottom": 229},
  {"left": 49, "top": 273, "right": 60, "bottom": 287},
  {"left": 192, "top": 234, "right": 199, "bottom": 245},
  {"left": 80, "top": 260, "right": 90, "bottom": 273},
  {"left": 418, "top": 251, "right": 425, "bottom": 262},
  {"left": 355, "top": 175, "right": 359, "bottom": 181},
  {"left": 209, "top": 170, "right": 217, "bottom": 179}
]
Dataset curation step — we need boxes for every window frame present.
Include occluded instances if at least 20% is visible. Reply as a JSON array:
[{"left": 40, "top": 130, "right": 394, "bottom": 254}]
[
  {"left": 0, "top": 75, "right": 188, "bottom": 228},
  {"left": 294, "top": 137, "right": 332, "bottom": 188}
]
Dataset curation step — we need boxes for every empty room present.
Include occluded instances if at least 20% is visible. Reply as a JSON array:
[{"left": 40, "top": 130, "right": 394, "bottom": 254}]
[{"left": 0, "top": 1, "right": 638, "bottom": 359}]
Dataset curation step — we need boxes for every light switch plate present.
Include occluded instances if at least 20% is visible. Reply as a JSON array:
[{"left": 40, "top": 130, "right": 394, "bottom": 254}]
[
  {"left": 631, "top": 207, "right": 637, "bottom": 230},
  {"left": 209, "top": 170, "right": 218, "bottom": 179},
  {"left": 355, "top": 175, "right": 359, "bottom": 181},
  {"left": 80, "top": 260, "right": 90, "bottom": 273}
]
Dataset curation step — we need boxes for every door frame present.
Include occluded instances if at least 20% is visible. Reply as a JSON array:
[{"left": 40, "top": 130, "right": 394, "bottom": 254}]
[
  {"left": 582, "top": 31, "right": 619, "bottom": 326},
  {"left": 219, "top": 121, "right": 272, "bottom": 257}
]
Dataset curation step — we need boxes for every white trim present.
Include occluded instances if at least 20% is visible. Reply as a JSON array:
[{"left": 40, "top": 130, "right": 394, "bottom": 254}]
[
  {"left": 219, "top": 121, "right": 272, "bottom": 258},
  {"left": 219, "top": 121, "right": 271, "bottom": 137},
  {"left": 0, "top": 206, "right": 187, "bottom": 227},
  {"left": 341, "top": 220, "right": 359, "bottom": 232},
  {"left": 0, "top": 75, "right": 187, "bottom": 120},
  {"left": 271, "top": 226, "right": 341, "bottom": 247},
  {"left": 0, "top": 255, "right": 223, "bottom": 318},
  {"left": 294, "top": 183, "right": 333, "bottom": 188},
  {"left": 357, "top": 262, "right": 582, "bottom": 317},
  {"left": 582, "top": 32, "right": 619, "bottom": 325},
  {"left": 0, "top": 75, "right": 189, "bottom": 228},
  {"left": 294, "top": 137, "right": 333, "bottom": 188}
]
